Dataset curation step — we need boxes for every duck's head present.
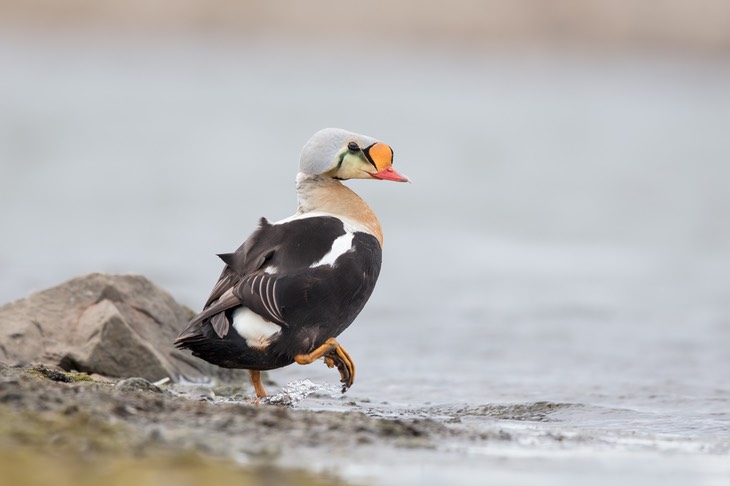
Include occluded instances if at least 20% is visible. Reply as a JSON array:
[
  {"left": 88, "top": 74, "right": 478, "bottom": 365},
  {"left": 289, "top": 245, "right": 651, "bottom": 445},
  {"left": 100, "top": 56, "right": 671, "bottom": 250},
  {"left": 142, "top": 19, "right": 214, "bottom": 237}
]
[{"left": 299, "top": 128, "right": 409, "bottom": 182}]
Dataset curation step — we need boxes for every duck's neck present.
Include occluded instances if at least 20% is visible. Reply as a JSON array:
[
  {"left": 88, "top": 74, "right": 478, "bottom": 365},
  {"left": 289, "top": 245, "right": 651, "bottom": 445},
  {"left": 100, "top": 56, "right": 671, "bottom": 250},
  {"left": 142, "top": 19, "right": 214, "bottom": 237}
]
[{"left": 295, "top": 173, "right": 383, "bottom": 247}]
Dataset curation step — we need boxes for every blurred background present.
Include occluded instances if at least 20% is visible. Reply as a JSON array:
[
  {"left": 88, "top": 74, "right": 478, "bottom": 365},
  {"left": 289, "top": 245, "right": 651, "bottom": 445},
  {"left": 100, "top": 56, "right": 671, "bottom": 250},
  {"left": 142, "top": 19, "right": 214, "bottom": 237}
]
[
  {"left": 2, "top": 1, "right": 730, "bottom": 480},
  {"left": 2, "top": 0, "right": 729, "bottom": 303}
]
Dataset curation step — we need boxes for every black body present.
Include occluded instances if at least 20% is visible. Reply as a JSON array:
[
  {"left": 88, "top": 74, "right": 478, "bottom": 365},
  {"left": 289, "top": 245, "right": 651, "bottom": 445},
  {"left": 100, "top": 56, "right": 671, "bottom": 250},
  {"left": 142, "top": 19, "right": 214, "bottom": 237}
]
[{"left": 175, "top": 216, "right": 382, "bottom": 371}]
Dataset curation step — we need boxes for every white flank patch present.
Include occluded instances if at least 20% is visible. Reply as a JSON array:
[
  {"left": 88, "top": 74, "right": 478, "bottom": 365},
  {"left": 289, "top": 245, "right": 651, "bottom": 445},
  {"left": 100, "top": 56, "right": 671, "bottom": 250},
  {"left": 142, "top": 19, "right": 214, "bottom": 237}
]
[
  {"left": 310, "top": 232, "right": 354, "bottom": 268},
  {"left": 231, "top": 307, "right": 281, "bottom": 349}
]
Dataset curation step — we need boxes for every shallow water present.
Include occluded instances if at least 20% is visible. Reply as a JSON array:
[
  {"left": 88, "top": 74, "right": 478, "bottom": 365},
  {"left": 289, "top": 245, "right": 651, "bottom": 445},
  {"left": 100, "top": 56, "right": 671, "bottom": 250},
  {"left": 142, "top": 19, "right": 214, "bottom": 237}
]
[{"left": 1, "top": 32, "right": 729, "bottom": 484}]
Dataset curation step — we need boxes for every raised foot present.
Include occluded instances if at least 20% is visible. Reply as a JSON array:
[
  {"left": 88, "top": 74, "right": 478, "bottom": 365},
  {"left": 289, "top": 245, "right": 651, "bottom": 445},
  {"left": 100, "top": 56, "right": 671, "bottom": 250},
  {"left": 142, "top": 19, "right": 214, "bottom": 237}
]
[{"left": 294, "top": 337, "right": 356, "bottom": 393}]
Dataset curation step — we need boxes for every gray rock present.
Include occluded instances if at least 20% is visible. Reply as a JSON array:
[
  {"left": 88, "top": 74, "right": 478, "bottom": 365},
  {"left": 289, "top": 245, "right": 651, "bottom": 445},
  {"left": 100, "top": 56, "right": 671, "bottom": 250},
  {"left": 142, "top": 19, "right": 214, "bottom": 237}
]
[
  {"left": 0, "top": 273, "right": 246, "bottom": 383},
  {"left": 115, "top": 377, "right": 163, "bottom": 394}
]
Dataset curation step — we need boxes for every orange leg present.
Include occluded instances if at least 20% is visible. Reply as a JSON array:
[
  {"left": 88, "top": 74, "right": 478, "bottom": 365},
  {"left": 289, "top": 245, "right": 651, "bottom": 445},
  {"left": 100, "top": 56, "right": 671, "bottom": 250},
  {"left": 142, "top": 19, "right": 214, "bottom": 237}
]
[
  {"left": 249, "top": 370, "right": 267, "bottom": 402},
  {"left": 294, "top": 337, "right": 355, "bottom": 392}
]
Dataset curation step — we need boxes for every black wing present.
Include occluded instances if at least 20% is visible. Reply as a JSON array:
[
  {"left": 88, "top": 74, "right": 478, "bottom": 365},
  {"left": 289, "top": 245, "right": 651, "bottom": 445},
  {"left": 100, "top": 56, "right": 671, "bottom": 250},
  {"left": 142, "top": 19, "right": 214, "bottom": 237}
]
[{"left": 175, "top": 216, "right": 356, "bottom": 344}]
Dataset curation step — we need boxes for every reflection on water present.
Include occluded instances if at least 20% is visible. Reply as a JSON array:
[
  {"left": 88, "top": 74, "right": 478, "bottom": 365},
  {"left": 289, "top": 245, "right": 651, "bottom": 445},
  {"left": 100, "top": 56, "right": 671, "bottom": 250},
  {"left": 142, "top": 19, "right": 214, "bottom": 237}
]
[{"left": 1, "top": 33, "right": 729, "bottom": 484}]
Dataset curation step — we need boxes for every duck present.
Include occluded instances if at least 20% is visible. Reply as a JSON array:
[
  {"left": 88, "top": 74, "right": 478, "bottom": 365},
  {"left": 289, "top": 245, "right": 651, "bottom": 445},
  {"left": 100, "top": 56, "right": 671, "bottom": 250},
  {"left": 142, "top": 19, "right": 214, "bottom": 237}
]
[{"left": 175, "top": 128, "right": 409, "bottom": 400}]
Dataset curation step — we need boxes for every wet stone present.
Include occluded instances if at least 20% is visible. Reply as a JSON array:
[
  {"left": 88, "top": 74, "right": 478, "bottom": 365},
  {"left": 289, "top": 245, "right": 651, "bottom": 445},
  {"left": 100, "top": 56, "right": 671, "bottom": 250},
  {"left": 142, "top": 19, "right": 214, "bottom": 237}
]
[{"left": 115, "top": 377, "right": 163, "bottom": 394}]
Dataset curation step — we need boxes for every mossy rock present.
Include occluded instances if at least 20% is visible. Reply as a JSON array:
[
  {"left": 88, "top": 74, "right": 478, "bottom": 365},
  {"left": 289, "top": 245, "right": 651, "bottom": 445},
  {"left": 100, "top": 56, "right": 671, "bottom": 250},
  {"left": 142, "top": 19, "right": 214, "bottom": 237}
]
[{"left": 27, "top": 365, "right": 94, "bottom": 383}]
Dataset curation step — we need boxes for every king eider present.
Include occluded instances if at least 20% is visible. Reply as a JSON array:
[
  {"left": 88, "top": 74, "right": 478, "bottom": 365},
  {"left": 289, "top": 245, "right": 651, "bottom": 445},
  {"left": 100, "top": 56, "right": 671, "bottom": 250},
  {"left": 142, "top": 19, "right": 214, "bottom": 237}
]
[{"left": 175, "top": 128, "right": 409, "bottom": 400}]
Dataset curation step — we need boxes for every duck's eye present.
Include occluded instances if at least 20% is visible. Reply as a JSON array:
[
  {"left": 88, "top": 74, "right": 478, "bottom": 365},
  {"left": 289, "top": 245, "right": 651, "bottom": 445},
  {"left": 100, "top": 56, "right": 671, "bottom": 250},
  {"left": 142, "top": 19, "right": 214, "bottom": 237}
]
[{"left": 347, "top": 141, "right": 360, "bottom": 152}]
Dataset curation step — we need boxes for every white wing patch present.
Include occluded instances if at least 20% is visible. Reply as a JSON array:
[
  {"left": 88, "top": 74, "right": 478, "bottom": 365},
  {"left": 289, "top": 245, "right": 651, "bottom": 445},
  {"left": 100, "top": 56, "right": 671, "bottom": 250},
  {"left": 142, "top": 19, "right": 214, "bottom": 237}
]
[
  {"left": 310, "top": 232, "right": 354, "bottom": 268},
  {"left": 231, "top": 307, "right": 281, "bottom": 349}
]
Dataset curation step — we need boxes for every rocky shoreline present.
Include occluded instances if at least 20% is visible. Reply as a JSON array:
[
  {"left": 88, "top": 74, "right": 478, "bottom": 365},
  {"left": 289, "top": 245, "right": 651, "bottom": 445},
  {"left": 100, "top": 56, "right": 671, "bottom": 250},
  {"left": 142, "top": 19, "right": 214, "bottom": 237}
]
[
  {"left": 0, "top": 361, "right": 470, "bottom": 485},
  {"left": 0, "top": 274, "right": 480, "bottom": 484}
]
